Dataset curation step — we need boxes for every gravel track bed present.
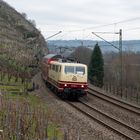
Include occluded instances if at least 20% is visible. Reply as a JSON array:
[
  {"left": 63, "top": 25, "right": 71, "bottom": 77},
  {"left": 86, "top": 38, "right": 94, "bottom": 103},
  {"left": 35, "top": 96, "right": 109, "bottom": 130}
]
[
  {"left": 85, "top": 94, "right": 140, "bottom": 131},
  {"left": 73, "top": 101, "right": 140, "bottom": 140},
  {"left": 32, "top": 73, "right": 129, "bottom": 140}
]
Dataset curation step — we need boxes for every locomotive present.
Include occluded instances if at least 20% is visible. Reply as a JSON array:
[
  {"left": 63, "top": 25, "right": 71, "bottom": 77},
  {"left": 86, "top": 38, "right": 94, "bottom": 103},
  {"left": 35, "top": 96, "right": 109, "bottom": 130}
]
[{"left": 41, "top": 54, "right": 88, "bottom": 99}]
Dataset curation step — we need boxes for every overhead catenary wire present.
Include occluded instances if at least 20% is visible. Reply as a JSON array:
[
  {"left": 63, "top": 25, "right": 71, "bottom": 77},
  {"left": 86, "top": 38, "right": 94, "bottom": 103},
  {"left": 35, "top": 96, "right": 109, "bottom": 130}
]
[
  {"left": 125, "top": 27, "right": 140, "bottom": 31},
  {"left": 84, "top": 17, "right": 140, "bottom": 31},
  {"left": 60, "top": 16, "right": 140, "bottom": 33},
  {"left": 45, "top": 17, "right": 140, "bottom": 40},
  {"left": 92, "top": 32, "right": 120, "bottom": 50}
]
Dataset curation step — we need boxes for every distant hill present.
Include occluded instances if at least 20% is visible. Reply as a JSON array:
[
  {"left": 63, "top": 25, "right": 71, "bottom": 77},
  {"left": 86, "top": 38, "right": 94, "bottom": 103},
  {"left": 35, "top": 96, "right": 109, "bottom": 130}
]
[
  {"left": 0, "top": 0, "right": 48, "bottom": 66},
  {"left": 48, "top": 40, "right": 140, "bottom": 53}
]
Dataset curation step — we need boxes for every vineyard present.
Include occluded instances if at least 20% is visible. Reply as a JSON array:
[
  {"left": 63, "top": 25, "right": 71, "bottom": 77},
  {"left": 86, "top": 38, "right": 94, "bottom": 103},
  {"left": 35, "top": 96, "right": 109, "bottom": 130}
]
[
  {"left": 0, "top": 53, "right": 34, "bottom": 94},
  {"left": 0, "top": 94, "right": 63, "bottom": 140},
  {"left": 0, "top": 0, "right": 48, "bottom": 94},
  {"left": 0, "top": 2, "right": 56, "bottom": 138}
]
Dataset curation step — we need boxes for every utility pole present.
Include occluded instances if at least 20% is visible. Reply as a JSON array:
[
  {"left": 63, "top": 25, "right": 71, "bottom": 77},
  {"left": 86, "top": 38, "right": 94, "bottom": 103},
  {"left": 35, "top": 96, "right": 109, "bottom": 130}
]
[
  {"left": 81, "top": 41, "right": 83, "bottom": 47},
  {"left": 119, "top": 29, "right": 123, "bottom": 97},
  {"left": 92, "top": 29, "right": 123, "bottom": 96}
]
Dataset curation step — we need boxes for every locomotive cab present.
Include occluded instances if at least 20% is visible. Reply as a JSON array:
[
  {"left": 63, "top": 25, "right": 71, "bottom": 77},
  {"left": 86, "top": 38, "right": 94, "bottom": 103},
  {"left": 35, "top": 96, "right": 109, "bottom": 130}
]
[
  {"left": 55, "top": 62, "right": 88, "bottom": 99},
  {"left": 63, "top": 64, "right": 87, "bottom": 98}
]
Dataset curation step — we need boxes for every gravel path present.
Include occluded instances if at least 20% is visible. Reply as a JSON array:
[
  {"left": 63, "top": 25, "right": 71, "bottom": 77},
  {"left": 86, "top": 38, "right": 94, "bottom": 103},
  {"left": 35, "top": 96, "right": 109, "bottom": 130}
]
[{"left": 32, "top": 73, "right": 127, "bottom": 140}]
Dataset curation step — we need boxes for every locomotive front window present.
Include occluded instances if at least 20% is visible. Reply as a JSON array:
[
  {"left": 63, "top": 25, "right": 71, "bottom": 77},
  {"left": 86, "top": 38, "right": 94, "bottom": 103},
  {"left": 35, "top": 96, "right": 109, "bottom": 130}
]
[
  {"left": 65, "top": 66, "right": 85, "bottom": 75},
  {"left": 76, "top": 67, "right": 85, "bottom": 75},
  {"left": 65, "top": 66, "right": 74, "bottom": 74}
]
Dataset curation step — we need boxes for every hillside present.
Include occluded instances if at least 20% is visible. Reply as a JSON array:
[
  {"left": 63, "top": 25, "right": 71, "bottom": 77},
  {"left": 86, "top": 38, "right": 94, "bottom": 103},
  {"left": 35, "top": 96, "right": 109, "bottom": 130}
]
[{"left": 0, "top": 0, "right": 48, "bottom": 67}]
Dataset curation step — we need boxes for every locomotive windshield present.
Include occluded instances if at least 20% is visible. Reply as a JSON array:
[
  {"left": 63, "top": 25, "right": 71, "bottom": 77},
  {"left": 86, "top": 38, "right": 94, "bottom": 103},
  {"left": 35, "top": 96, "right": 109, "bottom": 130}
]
[
  {"left": 76, "top": 67, "right": 85, "bottom": 75},
  {"left": 65, "top": 66, "right": 74, "bottom": 74},
  {"left": 65, "top": 66, "right": 85, "bottom": 75}
]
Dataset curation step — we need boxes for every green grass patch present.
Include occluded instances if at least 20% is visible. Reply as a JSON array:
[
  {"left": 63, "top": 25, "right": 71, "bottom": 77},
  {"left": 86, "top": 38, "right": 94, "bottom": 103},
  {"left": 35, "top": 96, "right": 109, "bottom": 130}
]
[
  {"left": 0, "top": 74, "right": 33, "bottom": 93},
  {"left": 48, "top": 123, "right": 64, "bottom": 139},
  {"left": 4, "top": 93, "right": 41, "bottom": 105},
  {"left": 0, "top": 74, "right": 22, "bottom": 84},
  {"left": 0, "top": 84, "right": 24, "bottom": 93}
]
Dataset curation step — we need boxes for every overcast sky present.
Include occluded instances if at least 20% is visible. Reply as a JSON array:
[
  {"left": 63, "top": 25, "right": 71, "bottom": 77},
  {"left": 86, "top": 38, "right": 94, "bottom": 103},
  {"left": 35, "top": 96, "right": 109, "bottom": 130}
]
[{"left": 5, "top": 0, "right": 140, "bottom": 40}]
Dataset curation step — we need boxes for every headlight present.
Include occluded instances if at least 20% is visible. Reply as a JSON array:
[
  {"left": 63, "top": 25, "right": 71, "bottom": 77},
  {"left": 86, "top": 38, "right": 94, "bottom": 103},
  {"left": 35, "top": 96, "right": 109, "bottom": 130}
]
[{"left": 81, "top": 85, "right": 84, "bottom": 88}]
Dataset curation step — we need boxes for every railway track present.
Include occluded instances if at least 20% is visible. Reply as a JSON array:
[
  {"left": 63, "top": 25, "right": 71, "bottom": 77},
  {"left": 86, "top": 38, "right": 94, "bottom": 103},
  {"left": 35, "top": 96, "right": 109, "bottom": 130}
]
[
  {"left": 88, "top": 87, "right": 140, "bottom": 116},
  {"left": 67, "top": 100, "right": 140, "bottom": 140}
]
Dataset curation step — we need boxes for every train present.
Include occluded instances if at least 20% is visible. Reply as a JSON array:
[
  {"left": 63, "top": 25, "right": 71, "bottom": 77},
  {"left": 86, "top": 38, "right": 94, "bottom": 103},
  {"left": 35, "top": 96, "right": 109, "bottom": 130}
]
[{"left": 41, "top": 54, "right": 88, "bottom": 99}]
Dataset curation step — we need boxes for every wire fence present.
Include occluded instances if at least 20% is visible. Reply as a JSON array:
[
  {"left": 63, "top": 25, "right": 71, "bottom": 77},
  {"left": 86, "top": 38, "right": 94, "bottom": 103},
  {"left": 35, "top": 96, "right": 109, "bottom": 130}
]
[
  {"left": 90, "top": 65, "right": 140, "bottom": 105},
  {"left": 103, "top": 83, "right": 140, "bottom": 105}
]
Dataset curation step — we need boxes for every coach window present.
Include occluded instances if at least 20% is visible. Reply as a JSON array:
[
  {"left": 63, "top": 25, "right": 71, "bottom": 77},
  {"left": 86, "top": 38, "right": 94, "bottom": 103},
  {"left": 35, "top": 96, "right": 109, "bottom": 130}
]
[
  {"left": 76, "top": 67, "right": 85, "bottom": 75},
  {"left": 52, "top": 65, "right": 55, "bottom": 71},
  {"left": 65, "top": 66, "right": 74, "bottom": 74},
  {"left": 50, "top": 64, "right": 52, "bottom": 69},
  {"left": 56, "top": 65, "right": 58, "bottom": 72},
  {"left": 59, "top": 66, "right": 61, "bottom": 72}
]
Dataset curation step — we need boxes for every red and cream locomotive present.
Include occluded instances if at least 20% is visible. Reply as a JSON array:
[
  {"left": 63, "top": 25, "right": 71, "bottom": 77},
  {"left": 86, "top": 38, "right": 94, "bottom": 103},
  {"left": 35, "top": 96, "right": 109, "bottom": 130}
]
[{"left": 41, "top": 54, "right": 88, "bottom": 99}]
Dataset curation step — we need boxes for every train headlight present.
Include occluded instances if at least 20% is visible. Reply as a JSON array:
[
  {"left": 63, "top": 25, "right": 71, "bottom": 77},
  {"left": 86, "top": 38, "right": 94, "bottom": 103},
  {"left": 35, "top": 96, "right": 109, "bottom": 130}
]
[
  {"left": 64, "top": 84, "right": 67, "bottom": 87},
  {"left": 81, "top": 85, "right": 84, "bottom": 88}
]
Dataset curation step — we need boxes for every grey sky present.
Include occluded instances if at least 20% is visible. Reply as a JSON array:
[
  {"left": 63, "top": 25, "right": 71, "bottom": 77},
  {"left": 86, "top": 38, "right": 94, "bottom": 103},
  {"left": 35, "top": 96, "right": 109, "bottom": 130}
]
[{"left": 5, "top": 0, "right": 140, "bottom": 40}]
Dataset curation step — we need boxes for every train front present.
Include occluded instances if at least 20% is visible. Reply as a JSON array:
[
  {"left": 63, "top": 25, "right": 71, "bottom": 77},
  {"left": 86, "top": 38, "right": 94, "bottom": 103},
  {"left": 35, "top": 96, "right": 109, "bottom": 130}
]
[{"left": 58, "top": 63, "right": 88, "bottom": 99}]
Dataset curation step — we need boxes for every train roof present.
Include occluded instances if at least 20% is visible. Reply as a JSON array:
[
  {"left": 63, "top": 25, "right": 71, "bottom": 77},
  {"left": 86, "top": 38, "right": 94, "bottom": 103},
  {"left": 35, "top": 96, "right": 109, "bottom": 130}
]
[
  {"left": 43, "top": 54, "right": 87, "bottom": 67},
  {"left": 43, "top": 54, "right": 62, "bottom": 59},
  {"left": 50, "top": 61, "right": 87, "bottom": 67}
]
